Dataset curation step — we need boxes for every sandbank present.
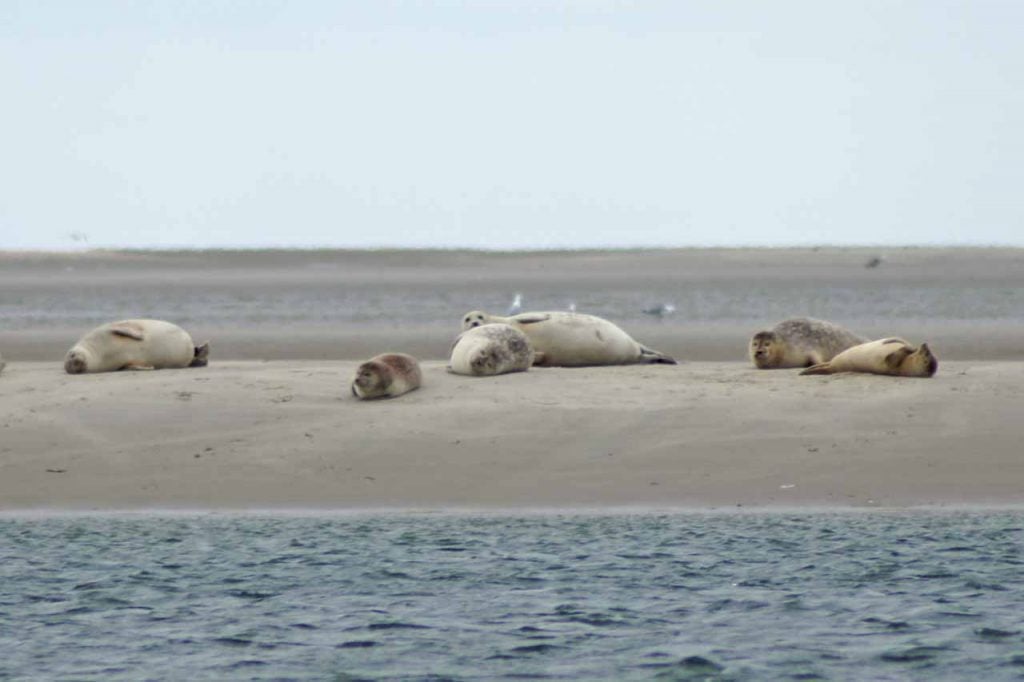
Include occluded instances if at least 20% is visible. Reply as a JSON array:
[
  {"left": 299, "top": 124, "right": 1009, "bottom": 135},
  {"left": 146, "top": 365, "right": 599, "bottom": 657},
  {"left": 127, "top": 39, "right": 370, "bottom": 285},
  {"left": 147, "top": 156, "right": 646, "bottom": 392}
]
[{"left": 1, "top": 360, "right": 1021, "bottom": 511}]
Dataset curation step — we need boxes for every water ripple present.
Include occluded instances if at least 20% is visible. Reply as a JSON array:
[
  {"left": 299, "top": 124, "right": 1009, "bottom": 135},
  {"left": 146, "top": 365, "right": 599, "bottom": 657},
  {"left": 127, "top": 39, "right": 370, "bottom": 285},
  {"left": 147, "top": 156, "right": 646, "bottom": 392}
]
[{"left": 2, "top": 511, "right": 1024, "bottom": 680}]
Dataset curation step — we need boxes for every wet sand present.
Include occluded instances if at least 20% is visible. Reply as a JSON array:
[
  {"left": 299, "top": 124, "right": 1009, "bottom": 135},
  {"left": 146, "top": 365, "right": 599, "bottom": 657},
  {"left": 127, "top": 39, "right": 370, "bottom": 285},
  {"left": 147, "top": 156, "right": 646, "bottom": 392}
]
[{"left": 2, "top": 246, "right": 1023, "bottom": 362}]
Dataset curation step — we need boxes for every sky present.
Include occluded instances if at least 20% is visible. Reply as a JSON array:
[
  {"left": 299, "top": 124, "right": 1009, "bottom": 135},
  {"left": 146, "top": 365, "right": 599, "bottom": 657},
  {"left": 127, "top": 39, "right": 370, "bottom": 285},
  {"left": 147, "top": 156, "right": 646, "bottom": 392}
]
[{"left": 2, "top": 1, "right": 1023, "bottom": 250}]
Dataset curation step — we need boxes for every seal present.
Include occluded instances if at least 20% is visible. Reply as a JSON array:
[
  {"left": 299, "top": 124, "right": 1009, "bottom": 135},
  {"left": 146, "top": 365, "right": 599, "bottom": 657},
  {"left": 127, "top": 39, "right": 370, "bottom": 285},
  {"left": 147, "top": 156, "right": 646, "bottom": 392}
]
[
  {"left": 64, "top": 319, "right": 209, "bottom": 374},
  {"left": 449, "top": 323, "right": 534, "bottom": 376},
  {"left": 351, "top": 352, "right": 422, "bottom": 399},
  {"left": 800, "top": 338, "right": 938, "bottom": 377},
  {"left": 460, "top": 311, "right": 676, "bottom": 367},
  {"left": 749, "top": 318, "right": 866, "bottom": 369}
]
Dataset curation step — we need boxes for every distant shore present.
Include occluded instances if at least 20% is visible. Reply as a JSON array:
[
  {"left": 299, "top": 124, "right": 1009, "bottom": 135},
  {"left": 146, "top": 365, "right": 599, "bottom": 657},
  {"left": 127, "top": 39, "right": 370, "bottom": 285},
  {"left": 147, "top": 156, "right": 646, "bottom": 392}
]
[{"left": 2, "top": 245, "right": 1023, "bottom": 361}]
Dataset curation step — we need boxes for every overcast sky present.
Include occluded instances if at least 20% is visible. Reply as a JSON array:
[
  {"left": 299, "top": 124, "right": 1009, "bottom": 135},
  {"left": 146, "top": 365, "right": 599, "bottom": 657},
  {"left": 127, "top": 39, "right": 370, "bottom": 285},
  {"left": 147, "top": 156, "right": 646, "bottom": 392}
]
[{"left": 2, "top": 1, "right": 1022, "bottom": 250}]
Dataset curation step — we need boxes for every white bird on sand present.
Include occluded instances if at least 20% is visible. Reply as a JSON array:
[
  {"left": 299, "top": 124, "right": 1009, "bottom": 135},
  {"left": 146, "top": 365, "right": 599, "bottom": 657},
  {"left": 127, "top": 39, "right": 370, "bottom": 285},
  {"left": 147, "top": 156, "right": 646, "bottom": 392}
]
[
  {"left": 506, "top": 293, "right": 523, "bottom": 315},
  {"left": 642, "top": 303, "right": 676, "bottom": 317}
]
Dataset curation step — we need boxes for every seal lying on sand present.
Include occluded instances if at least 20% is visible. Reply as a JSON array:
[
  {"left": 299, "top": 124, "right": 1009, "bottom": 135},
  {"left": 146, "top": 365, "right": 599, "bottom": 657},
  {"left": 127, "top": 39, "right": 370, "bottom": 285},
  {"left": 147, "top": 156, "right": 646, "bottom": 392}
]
[
  {"left": 351, "top": 353, "right": 422, "bottom": 399},
  {"left": 64, "top": 319, "right": 209, "bottom": 374},
  {"left": 449, "top": 323, "right": 534, "bottom": 376},
  {"left": 460, "top": 311, "right": 676, "bottom": 367},
  {"left": 749, "top": 318, "right": 866, "bottom": 369},
  {"left": 800, "top": 338, "right": 938, "bottom": 377}
]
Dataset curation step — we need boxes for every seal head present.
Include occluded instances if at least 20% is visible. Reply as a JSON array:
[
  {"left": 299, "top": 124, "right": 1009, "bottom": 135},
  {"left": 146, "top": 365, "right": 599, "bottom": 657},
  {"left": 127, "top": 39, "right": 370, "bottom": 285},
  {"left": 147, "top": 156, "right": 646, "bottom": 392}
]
[{"left": 64, "top": 348, "right": 91, "bottom": 374}]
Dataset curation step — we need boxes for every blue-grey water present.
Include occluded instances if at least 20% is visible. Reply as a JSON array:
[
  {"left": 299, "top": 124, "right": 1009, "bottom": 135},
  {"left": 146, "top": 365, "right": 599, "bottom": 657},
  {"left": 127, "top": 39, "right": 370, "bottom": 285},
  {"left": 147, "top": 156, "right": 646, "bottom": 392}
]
[
  {"left": 3, "top": 512, "right": 1024, "bottom": 681},
  {"left": 3, "top": 249, "right": 1024, "bottom": 331},
  {"left": 4, "top": 281, "right": 1024, "bottom": 331}
]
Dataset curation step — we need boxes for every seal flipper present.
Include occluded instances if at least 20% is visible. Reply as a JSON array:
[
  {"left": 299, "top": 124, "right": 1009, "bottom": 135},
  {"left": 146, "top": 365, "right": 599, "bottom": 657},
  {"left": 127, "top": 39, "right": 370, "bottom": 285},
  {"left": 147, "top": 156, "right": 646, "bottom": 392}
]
[
  {"left": 191, "top": 342, "right": 210, "bottom": 367},
  {"left": 512, "top": 313, "right": 551, "bottom": 325},
  {"left": 109, "top": 322, "right": 145, "bottom": 341},
  {"left": 121, "top": 361, "right": 155, "bottom": 371},
  {"left": 800, "top": 362, "right": 834, "bottom": 375},
  {"left": 639, "top": 346, "right": 678, "bottom": 365},
  {"left": 884, "top": 347, "right": 912, "bottom": 372}
]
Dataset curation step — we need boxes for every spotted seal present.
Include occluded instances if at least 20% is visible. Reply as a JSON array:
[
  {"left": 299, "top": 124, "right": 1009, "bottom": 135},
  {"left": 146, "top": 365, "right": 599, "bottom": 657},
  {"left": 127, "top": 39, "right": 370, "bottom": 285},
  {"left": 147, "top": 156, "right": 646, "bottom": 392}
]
[
  {"left": 460, "top": 311, "right": 676, "bottom": 367},
  {"left": 749, "top": 318, "right": 866, "bottom": 369},
  {"left": 449, "top": 323, "right": 534, "bottom": 376}
]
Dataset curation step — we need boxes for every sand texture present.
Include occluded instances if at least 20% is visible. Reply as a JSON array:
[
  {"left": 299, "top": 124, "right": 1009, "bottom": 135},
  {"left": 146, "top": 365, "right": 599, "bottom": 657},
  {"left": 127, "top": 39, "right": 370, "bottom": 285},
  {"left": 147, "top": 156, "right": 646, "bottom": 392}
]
[{"left": 1, "top": 360, "right": 1021, "bottom": 511}]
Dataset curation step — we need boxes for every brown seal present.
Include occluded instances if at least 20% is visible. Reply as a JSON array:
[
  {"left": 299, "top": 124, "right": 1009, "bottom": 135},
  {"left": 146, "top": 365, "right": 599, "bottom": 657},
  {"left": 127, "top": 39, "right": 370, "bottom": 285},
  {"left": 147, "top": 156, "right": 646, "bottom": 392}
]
[{"left": 351, "top": 353, "right": 423, "bottom": 399}]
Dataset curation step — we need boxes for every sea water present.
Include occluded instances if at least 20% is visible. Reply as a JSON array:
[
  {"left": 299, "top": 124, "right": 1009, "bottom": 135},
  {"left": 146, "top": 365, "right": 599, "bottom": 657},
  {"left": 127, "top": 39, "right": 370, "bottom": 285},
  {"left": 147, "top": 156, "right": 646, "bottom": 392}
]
[{"left": 3, "top": 511, "right": 1024, "bottom": 680}]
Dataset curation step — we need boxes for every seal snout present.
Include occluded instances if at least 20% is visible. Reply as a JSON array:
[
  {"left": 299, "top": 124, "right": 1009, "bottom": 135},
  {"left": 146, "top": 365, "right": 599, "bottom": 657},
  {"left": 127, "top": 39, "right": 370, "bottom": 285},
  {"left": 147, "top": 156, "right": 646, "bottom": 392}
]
[{"left": 64, "top": 353, "right": 87, "bottom": 374}]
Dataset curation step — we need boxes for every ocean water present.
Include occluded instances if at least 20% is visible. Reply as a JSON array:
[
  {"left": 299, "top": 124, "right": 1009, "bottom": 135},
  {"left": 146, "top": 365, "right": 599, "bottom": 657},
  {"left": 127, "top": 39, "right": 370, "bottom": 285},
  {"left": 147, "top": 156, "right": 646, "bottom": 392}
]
[
  {"left": 3, "top": 512, "right": 1024, "bottom": 681},
  {"left": 4, "top": 280, "right": 1024, "bottom": 331}
]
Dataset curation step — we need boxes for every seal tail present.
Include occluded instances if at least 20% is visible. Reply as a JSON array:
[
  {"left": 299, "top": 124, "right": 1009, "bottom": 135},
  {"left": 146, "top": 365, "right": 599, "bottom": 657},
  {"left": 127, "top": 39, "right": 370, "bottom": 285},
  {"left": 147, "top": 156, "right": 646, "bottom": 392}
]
[
  {"left": 800, "top": 362, "right": 835, "bottom": 376},
  {"left": 639, "top": 346, "right": 678, "bottom": 365},
  {"left": 191, "top": 342, "right": 210, "bottom": 367}
]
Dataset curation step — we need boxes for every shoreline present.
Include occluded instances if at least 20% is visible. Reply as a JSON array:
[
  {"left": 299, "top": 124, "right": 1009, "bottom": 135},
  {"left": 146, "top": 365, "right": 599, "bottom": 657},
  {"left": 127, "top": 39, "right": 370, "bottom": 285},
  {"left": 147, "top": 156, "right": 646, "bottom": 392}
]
[{"left": 4, "top": 504, "right": 1024, "bottom": 519}]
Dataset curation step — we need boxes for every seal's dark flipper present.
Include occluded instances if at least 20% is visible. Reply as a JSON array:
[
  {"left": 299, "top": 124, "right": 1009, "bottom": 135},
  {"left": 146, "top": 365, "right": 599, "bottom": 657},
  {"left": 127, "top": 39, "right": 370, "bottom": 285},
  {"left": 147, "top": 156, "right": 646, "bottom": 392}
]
[
  {"left": 800, "top": 363, "right": 834, "bottom": 376},
  {"left": 884, "top": 347, "right": 912, "bottom": 371},
  {"left": 109, "top": 323, "right": 145, "bottom": 341},
  {"left": 191, "top": 342, "right": 210, "bottom": 367},
  {"left": 639, "top": 347, "right": 678, "bottom": 365}
]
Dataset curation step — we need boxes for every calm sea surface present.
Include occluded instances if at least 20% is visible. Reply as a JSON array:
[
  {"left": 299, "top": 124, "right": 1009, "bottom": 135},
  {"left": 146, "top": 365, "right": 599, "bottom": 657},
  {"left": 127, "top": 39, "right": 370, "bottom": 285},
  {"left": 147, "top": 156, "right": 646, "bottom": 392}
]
[
  {"left": 3, "top": 511, "right": 1024, "bottom": 681},
  {"left": 4, "top": 281, "right": 1024, "bottom": 330}
]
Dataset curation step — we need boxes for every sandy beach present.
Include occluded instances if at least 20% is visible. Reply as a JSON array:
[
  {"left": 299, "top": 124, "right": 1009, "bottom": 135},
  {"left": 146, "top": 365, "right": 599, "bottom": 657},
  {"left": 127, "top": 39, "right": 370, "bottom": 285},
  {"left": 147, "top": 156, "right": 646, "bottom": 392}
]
[
  {"left": 1, "top": 247, "right": 1022, "bottom": 511},
  {"left": 1, "top": 359, "right": 1022, "bottom": 511}
]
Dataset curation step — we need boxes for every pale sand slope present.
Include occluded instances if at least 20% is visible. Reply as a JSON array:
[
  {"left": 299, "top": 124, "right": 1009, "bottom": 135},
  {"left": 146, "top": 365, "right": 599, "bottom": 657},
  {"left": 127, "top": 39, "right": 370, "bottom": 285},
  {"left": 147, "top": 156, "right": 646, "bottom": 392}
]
[
  {"left": 0, "top": 358, "right": 1019, "bottom": 507},
  {"left": 1, "top": 361, "right": 1022, "bottom": 511}
]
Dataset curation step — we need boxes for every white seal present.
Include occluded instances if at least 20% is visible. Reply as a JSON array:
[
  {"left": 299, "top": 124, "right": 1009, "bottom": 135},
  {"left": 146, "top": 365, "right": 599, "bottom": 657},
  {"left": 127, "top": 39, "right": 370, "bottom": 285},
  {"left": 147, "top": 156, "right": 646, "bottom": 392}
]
[
  {"left": 64, "top": 319, "right": 209, "bottom": 374},
  {"left": 749, "top": 318, "right": 866, "bottom": 369},
  {"left": 449, "top": 323, "right": 534, "bottom": 376},
  {"left": 800, "top": 338, "right": 938, "bottom": 377},
  {"left": 351, "top": 353, "right": 422, "bottom": 399},
  {"left": 460, "top": 311, "right": 676, "bottom": 367}
]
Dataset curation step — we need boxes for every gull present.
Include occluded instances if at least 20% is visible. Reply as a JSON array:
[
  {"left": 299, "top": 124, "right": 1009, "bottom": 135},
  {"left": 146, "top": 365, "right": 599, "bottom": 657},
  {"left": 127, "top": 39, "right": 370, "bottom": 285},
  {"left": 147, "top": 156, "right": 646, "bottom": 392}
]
[
  {"left": 506, "top": 293, "right": 523, "bottom": 315},
  {"left": 642, "top": 303, "right": 676, "bottom": 317}
]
